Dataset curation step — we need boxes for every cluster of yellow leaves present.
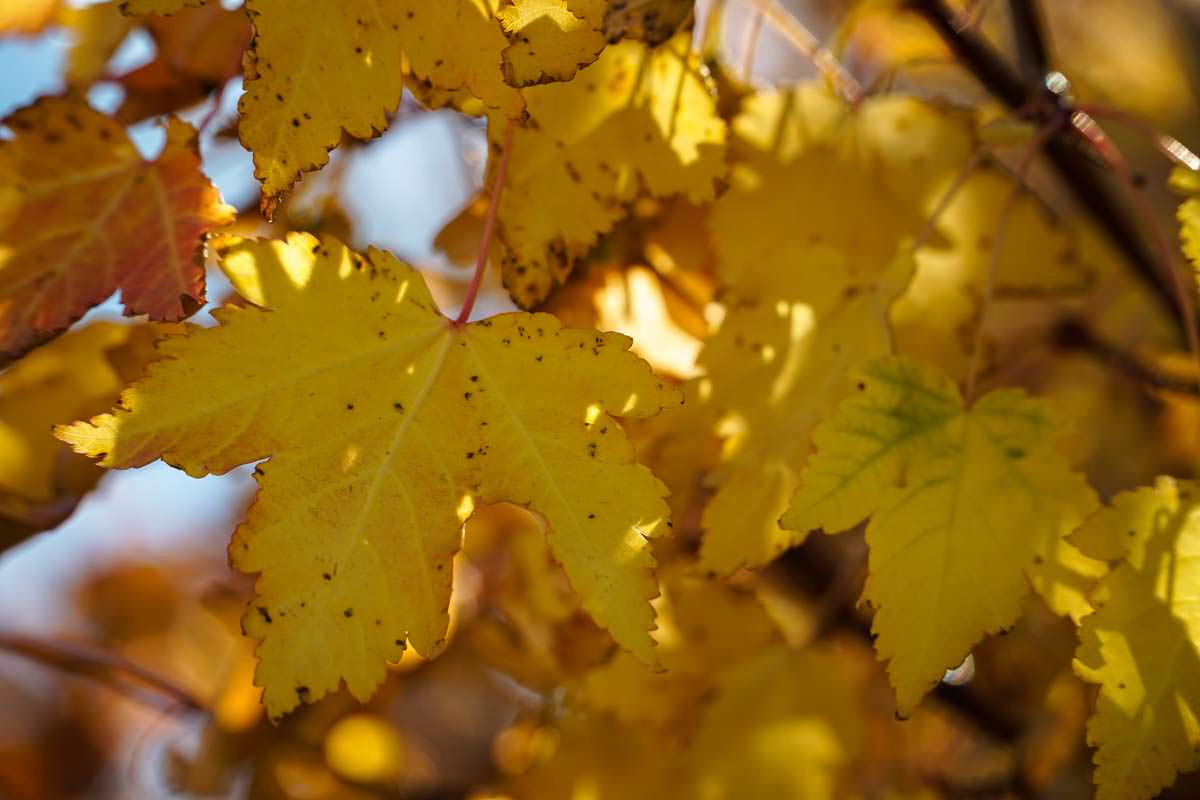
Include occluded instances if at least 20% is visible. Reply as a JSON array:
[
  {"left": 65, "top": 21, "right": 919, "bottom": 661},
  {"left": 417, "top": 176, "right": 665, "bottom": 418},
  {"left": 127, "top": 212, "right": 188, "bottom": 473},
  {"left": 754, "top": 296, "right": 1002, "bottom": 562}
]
[
  {"left": 3, "top": 3, "right": 1198, "bottom": 797},
  {"left": 698, "top": 86, "right": 969, "bottom": 572},
  {"left": 123, "top": 0, "right": 705, "bottom": 226},
  {"left": 484, "top": 34, "right": 725, "bottom": 307}
]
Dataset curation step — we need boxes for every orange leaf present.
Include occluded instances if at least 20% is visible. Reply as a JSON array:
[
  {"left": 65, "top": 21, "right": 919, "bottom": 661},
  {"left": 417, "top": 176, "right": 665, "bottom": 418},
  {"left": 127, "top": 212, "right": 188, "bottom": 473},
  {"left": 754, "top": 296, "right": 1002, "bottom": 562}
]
[
  {"left": 116, "top": 4, "right": 250, "bottom": 123},
  {"left": 0, "top": 98, "right": 234, "bottom": 359}
]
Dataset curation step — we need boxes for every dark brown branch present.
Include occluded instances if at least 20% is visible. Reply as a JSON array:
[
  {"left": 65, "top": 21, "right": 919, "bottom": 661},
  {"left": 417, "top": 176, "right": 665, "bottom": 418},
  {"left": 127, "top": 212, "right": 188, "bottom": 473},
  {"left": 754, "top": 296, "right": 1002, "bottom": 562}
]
[
  {"left": 906, "top": 0, "right": 1028, "bottom": 106},
  {"left": 1006, "top": 0, "right": 1049, "bottom": 82},
  {"left": 905, "top": 0, "right": 1189, "bottom": 339},
  {"left": 1054, "top": 319, "right": 1200, "bottom": 396}
]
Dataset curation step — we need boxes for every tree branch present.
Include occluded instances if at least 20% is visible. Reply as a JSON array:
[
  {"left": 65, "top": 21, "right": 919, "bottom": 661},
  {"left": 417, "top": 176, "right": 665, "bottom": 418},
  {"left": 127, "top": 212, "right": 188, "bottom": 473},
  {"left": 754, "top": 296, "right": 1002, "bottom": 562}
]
[
  {"left": 1006, "top": 0, "right": 1049, "bottom": 82},
  {"left": 905, "top": 0, "right": 1189, "bottom": 340},
  {"left": 1054, "top": 319, "right": 1200, "bottom": 396}
]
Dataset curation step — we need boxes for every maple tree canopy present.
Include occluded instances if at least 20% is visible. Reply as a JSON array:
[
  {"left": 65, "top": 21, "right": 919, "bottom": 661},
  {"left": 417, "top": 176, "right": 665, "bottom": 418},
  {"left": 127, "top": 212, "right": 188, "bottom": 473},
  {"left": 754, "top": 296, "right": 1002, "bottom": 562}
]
[{"left": 0, "top": 1, "right": 1198, "bottom": 797}]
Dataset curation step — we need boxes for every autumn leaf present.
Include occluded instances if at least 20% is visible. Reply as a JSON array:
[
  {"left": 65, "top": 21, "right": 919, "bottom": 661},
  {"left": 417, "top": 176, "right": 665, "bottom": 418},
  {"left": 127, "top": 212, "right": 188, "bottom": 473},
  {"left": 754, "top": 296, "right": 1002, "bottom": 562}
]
[
  {"left": 58, "top": 233, "right": 681, "bottom": 718},
  {"left": 781, "top": 357, "right": 1098, "bottom": 714},
  {"left": 709, "top": 86, "right": 973, "bottom": 297},
  {"left": 115, "top": 3, "right": 249, "bottom": 123},
  {"left": 498, "top": 0, "right": 608, "bottom": 87},
  {"left": 127, "top": 0, "right": 522, "bottom": 215},
  {"left": 491, "top": 34, "right": 726, "bottom": 308},
  {"left": 496, "top": 0, "right": 695, "bottom": 87},
  {"left": 0, "top": 322, "right": 160, "bottom": 550},
  {"left": 699, "top": 251, "right": 914, "bottom": 574},
  {"left": 0, "top": 98, "right": 233, "bottom": 359},
  {"left": 128, "top": 1, "right": 700, "bottom": 218},
  {"left": 61, "top": 1, "right": 133, "bottom": 85},
  {"left": 1072, "top": 477, "right": 1200, "bottom": 800},
  {"left": 603, "top": 0, "right": 693, "bottom": 45}
]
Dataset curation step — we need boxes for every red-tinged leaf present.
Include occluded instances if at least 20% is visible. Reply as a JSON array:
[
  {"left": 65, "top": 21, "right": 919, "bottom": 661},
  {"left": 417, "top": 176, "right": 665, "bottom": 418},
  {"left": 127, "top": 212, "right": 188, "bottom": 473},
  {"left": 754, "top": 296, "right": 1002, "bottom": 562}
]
[
  {"left": 0, "top": 98, "right": 234, "bottom": 359},
  {"left": 116, "top": 4, "right": 250, "bottom": 123}
]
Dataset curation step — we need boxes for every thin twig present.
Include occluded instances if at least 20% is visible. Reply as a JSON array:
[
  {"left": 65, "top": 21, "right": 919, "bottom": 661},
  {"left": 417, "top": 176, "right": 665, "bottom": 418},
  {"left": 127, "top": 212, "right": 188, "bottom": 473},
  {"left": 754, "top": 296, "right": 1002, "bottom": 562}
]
[
  {"left": 744, "top": 0, "right": 864, "bottom": 104},
  {"left": 965, "top": 115, "right": 1063, "bottom": 401},
  {"left": 741, "top": 8, "right": 765, "bottom": 80},
  {"left": 1055, "top": 319, "right": 1200, "bottom": 396},
  {"left": 913, "top": 149, "right": 989, "bottom": 251},
  {"left": 1076, "top": 105, "right": 1200, "bottom": 170},
  {"left": 1068, "top": 110, "right": 1200, "bottom": 363},
  {"left": 0, "top": 633, "right": 206, "bottom": 713},
  {"left": 455, "top": 118, "right": 516, "bottom": 325}
]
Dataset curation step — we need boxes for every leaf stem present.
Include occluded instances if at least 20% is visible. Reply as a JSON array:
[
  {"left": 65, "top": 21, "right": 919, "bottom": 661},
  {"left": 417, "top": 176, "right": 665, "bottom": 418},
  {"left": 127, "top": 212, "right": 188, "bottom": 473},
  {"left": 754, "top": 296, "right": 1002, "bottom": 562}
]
[{"left": 455, "top": 118, "right": 517, "bottom": 326}]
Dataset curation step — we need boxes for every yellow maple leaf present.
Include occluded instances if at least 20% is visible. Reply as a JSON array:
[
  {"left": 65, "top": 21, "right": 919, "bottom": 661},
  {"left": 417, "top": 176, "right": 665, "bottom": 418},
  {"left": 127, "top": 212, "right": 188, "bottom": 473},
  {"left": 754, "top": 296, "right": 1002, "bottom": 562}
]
[
  {"left": 498, "top": 0, "right": 608, "bottom": 87},
  {"left": 1072, "top": 476, "right": 1200, "bottom": 800},
  {"left": 491, "top": 34, "right": 726, "bottom": 308},
  {"left": 0, "top": 98, "right": 234, "bottom": 359},
  {"left": 58, "top": 232, "right": 680, "bottom": 719},
  {"left": 235, "top": 0, "right": 408, "bottom": 216},
  {"left": 780, "top": 357, "right": 1097, "bottom": 714},
  {"left": 699, "top": 251, "right": 913, "bottom": 574}
]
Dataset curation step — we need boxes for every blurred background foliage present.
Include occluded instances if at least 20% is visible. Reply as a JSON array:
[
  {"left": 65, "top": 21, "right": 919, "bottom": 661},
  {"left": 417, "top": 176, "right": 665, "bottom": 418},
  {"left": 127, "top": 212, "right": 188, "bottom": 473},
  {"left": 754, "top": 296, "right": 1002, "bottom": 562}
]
[{"left": 2, "top": 0, "right": 1200, "bottom": 797}]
